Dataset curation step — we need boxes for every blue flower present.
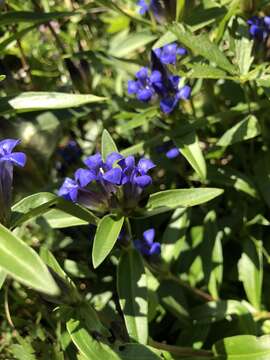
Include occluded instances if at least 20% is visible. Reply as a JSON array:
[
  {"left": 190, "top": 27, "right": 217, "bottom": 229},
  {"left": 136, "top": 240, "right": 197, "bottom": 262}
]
[
  {"left": 154, "top": 43, "right": 187, "bottom": 65},
  {"left": 0, "top": 139, "right": 26, "bottom": 225},
  {"left": 57, "top": 139, "right": 82, "bottom": 175},
  {"left": 134, "top": 228, "right": 161, "bottom": 256},
  {"left": 137, "top": 0, "right": 150, "bottom": 15},
  {"left": 58, "top": 152, "right": 155, "bottom": 214},
  {"left": 128, "top": 67, "right": 155, "bottom": 103},
  {"left": 247, "top": 16, "right": 270, "bottom": 41},
  {"left": 127, "top": 45, "right": 191, "bottom": 113},
  {"left": 156, "top": 141, "right": 180, "bottom": 159}
]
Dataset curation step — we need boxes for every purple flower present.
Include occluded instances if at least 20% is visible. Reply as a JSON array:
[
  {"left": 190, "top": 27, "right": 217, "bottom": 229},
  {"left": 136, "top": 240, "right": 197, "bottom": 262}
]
[
  {"left": 58, "top": 152, "right": 155, "bottom": 214},
  {"left": 156, "top": 141, "right": 180, "bottom": 159},
  {"left": 137, "top": 0, "right": 150, "bottom": 15},
  {"left": 127, "top": 67, "right": 155, "bottom": 103},
  {"left": 0, "top": 139, "right": 26, "bottom": 225},
  {"left": 154, "top": 43, "right": 187, "bottom": 65},
  {"left": 127, "top": 44, "right": 191, "bottom": 113},
  {"left": 134, "top": 228, "right": 161, "bottom": 256},
  {"left": 247, "top": 16, "right": 270, "bottom": 41}
]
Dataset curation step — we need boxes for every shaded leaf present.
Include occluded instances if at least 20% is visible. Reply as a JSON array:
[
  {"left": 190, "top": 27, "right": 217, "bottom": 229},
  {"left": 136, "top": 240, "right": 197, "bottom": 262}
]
[
  {"left": 117, "top": 249, "right": 148, "bottom": 344},
  {"left": 0, "top": 224, "right": 59, "bottom": 295},
  {"left": 92, "top": 214, "right": 124, "bottom": 268}
]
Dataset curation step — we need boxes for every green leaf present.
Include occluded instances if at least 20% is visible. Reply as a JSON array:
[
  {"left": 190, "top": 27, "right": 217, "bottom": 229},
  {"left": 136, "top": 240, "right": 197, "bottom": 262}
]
[
  {"left": 153, "top": 31, "right": 177, "bottom": 49},
  {"left": 0, "top": 11, "right": 76, "bottom": 25},
  {"left": 217, "top": 115, "right": 260, "bottom": 147},
  {"left": 0, "top": 24, "right": 37, "bottom": 52},
  {"left": 214, "top": 0, "right": 241, "bottom": 43},
  {"left": 161, "top": 208, "right": 190, "bottom": 264},
  {"left": 238, "top": 238, "right": 263, "bottom": 310},
  {"left": 43, "top": 209, "right": 89, "bottom": 228},
  {"left": 109, "top": 31, "right": 157, "bottom": 58},
  {"left": 176, "top": 0, "right": 185, "bottom": 21},
  {"left": 173, "top": 132, "right": 207, "bottom": 180},
  {"left": 213, "top": 335, "right": 270, "bottom": 359},
  {"left": 187, "top": 64, "right": 229, "bottom": 79},
  {"left": 92, "top": 214, "right": 124, "bottom": 268},
  {"left": 141, "top": 188, "right": 223, "bottom": 217},
  {"left": 11, "top": 193, "right": 98, "bottom": 228},
  {"left": 11, "top": 192, "right": 58, "bottom": 228},
  {"left": 192, "top": 300, "right": 255, "bottom": 328},
  {"left": 101, "top": 129, "right": 118, "bottom": 161},
  {"left": 118, "top": 344, "right": 162, "bottom": 359},
  {"left": 170, "top": 23, "right": 237, "bottom": 74},
  {"left": 201, "top": 211, "right": 223, "bottom": 299},
  {"left": 0, "top": 224, "right": 59, "bottom": 295},
  {"left": 234, "top": 18, "right": 254, "bottom": 76},
  {"left": 0, "top": 75, "right": 5, "bottom": 82},
  {"left": 0, "top": 267, "right": 6, "bottom": 289},
  {"left": 117, "top": 249, "right": 148, "bottom": 344},
  {"left": 67, "top": 318, "right": 120, "bottom": 360},
  {"left": 0, "top": 92, "right": 107, "bottom": 113},
  {"left": 208, "top": 165, "right": 258, "bottom": 198}
]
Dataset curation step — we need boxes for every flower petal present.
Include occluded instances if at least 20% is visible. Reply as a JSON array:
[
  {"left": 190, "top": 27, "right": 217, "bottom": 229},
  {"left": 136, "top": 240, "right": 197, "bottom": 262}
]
[
  {"left": 75, "top": 168, "right": 96, "bottom": 187},
  {"left": 106, "top": 152, "right": 123, "bottom": 168},
  {"left": 84, "top": 153, "right": 103, "bottom": 170},
  {"left": 0, "top": 152, "right": 26, "bottom": 167},
  {"left": 149, "top": 242, "right": 161, "bottom": 255},
  {"left": 166, "top": 147, "right": 180, "bottom": 159},
  {"left": 137, "top": 158, "right": 155, "bottom": 174},
  {"left": 0, "top": 139, "right": 20, "bottom": 155},
  {"left": 134, "top": 174, "right": 152, "bottom": 187},
  {"left": 143, "top": 228, "right": 155, "bottom": 245},
  {"left": 103, "top": 167, "right": 122, "bottom": 185}
]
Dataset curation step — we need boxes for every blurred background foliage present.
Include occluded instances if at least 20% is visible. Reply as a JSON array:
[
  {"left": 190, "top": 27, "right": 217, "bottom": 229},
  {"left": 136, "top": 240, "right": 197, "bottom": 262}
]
[{"left": 2, "top": 0, "right": 270, "bottom": 359}]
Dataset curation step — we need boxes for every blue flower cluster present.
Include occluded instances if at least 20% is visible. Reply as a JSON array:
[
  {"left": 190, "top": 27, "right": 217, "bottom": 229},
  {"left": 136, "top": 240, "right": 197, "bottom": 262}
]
[
  {"left": 134, "top": 228, "right": 161, "bottom": 256},
  {"left": 0, "top": 139, "right": 26, "bottom": 225},
  {"left": 128, "top": 43, "right": 191, "bottom": 114},
  {"left": 247, "top": 16, "right": 270, "bottom": 41},
  {"left": 59, "top": 152, "right": 155, "bottom": 213}
]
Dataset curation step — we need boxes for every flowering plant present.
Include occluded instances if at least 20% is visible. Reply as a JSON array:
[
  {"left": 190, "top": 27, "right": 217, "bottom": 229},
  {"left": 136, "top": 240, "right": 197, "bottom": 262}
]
[{"left": 1, "top": 1, "right": 270, "bottom": 359}]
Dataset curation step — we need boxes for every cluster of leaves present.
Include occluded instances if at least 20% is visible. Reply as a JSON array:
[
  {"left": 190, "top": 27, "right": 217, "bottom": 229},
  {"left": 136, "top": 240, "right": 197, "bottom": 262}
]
[{"left": 2, "top": 0, "right": 270, "bottom": 359}]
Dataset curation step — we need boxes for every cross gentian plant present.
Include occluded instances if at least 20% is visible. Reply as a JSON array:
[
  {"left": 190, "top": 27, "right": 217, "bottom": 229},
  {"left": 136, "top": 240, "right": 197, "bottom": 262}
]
[
  {"left": 58, "top": 152, "right": 155, "bottom": 215},
  {"left": 127, "top": 43, "right": 191, "bottom": 113},
  {"left": 0, "top": 139, "right": 26, "bottom": 226}
]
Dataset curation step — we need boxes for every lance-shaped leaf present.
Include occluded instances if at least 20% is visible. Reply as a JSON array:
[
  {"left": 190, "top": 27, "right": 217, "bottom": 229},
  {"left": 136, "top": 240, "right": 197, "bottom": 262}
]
[
  {"left": 0, "top": 92, "right": 107, "bottom": 113},
  {"left": 92, "top": 214, "right": 124, "bottom": 268},
  {"left": 173, "top": 131, "right": 207, "bottom": 181},
  {"left": 101, "top": 129, "right": 118, "bottom": 161},
  {"left": 238, "top": 238, "right": 263, "bottom": 310},
  {"left": 170, "top": 23, "right": 237, "bottom": 74},
  {"left": 117, "top": 249, "right": 148, "bottom": 344},
  {"left": 11, "top": 192, "right": 98, "bottom": 228},
  {"left": 139, "top": 188, "right": 223, "bottom": 217},
  {"left": 0, "top": 224, "right": 59, "bottom": 295},
  {"left": 213, "top": 335, "right": 270, "bottom": 359},
  {"left": 67, "top": 318, "right": 120, "bottom": 360},
  {"left": 0, "top": 11, "right": 76, "bottom": 25},
  {"left": 217, "top": 115, "right": 260, "bottom": 147}
]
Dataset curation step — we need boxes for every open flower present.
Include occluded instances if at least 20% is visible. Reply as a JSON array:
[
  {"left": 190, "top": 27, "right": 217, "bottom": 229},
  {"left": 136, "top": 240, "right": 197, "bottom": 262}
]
[
  {"left": 0, "top": 139, "right": 26, "bottom": 225},
  {"left": 127, "top": 44, "right": 191, "bottom": 114},
  {"left": 134, "top": 228, "right": 161, "bottom": 256},
  {"left": 154, "top": 43, "right": 187, "bottom": 65},
  {"left": 58, "top": 152, "right": 155, "bottom": 214}
]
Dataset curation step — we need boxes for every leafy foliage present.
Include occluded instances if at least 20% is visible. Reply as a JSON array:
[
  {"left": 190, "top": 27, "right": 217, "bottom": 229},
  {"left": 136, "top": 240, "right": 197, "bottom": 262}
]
[{"left": 1, "top": 0, "right": 270, "bottom": 359}]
